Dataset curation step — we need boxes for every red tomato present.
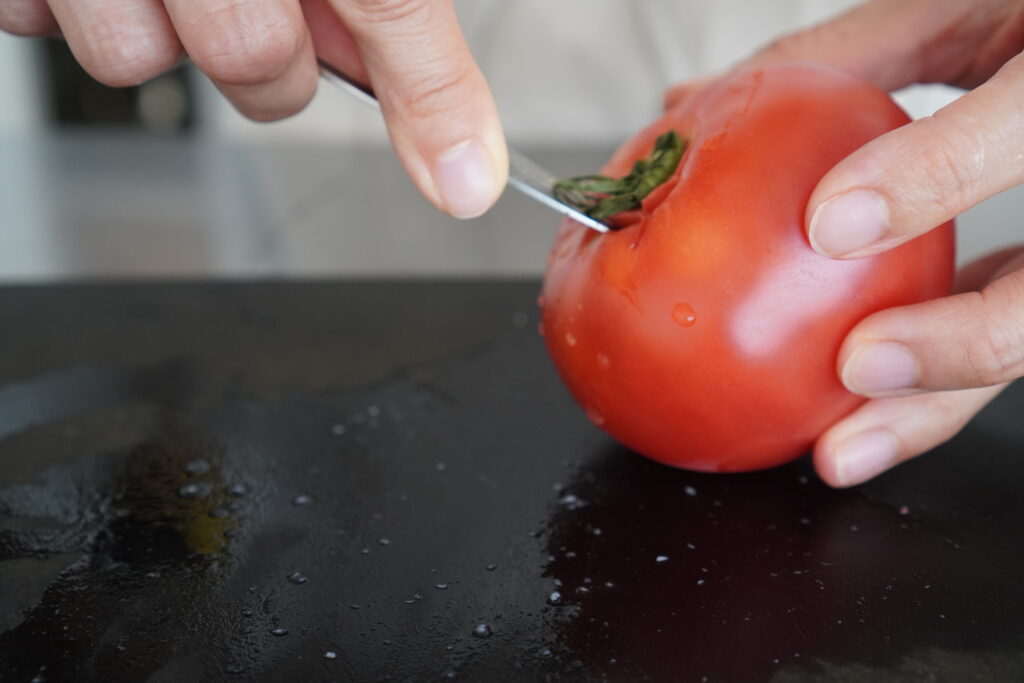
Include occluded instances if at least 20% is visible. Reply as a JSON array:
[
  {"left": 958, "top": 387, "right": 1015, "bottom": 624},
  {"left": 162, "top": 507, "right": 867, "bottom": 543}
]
[{"left": 541, "top": 63, "right": 955, "bottom": 473}]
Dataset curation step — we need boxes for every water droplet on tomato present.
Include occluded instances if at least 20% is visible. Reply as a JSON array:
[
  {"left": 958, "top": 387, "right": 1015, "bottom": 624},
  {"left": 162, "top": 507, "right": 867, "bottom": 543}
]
[
  {"left": 537, "top": 322, "right": 545, "bottom": 337},
  {"left": 596, "top": 354, "right": 610, "bottom": 370},
  {"left": 584, "top": 406, "right": 605, "bottom": 426},
  {"left": 565, "top": 333, "right": 577, "bottom": 347},
  {"left": 672, "top": 302, "right": 697, "bottom": 327},
  {"left": 536, "top": 294, "right": 545, "bottom": 308}
]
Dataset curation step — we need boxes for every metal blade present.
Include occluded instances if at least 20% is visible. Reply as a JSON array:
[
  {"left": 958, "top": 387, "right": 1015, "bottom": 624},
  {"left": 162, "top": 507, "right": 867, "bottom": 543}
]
[{"left": 317, "top": 60, "right": 609, "bottom": 234}]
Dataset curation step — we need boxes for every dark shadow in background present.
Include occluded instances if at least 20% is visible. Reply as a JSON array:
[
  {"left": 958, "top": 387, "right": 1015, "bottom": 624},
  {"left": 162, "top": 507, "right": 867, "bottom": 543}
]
[{"left": 39, "top": 39, "right": 195, "bottom": 133}]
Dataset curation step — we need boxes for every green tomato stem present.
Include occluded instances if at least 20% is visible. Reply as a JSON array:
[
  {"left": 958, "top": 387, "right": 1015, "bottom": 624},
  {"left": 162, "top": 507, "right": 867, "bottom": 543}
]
[{"left": 552, "top": 130, "right": 687, "bottom": 225}]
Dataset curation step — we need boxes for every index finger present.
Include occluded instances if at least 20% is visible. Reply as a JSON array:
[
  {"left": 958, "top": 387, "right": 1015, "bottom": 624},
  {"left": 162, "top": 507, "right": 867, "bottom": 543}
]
[{"left": 328, "top": 0, "right": 507, "bottom": 219}]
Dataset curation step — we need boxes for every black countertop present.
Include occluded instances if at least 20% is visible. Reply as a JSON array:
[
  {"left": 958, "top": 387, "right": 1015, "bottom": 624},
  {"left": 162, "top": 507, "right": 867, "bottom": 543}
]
[{"left": 1, "top": 281, "right": 1023, "bottom": 682}]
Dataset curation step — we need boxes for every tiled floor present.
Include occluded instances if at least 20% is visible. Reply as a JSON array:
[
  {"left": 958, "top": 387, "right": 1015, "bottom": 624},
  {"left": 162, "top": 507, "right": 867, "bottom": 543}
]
[{"left": 0, "top": 133, "right": 1019, "bottom": 281}]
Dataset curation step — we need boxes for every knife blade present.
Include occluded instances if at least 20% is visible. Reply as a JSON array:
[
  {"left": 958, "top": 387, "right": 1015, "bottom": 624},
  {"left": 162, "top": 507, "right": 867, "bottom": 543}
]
[{"left": 317, "top": 60, "right": 610, "bottom": 234}]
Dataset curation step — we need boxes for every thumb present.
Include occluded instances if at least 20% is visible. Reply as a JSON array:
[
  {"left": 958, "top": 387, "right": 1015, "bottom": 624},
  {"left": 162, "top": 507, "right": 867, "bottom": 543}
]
[{"left": 806, "top": 53, "right": 1024, "bottom": 259}]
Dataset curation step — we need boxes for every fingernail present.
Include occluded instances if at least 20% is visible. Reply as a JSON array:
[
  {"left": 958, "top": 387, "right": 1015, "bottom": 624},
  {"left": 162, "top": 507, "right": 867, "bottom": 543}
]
[
  {"left": 833, "top": 429, "right": 900, "bottom": 487},
  {"left": 434, "top": 140, "right": 497, "bottom": 219},
  {"left": 842, "top": 341, "right": 920, "bottom": 395},
  {"left": 809, "top": 189, "right": 890, "bottom": 257}
]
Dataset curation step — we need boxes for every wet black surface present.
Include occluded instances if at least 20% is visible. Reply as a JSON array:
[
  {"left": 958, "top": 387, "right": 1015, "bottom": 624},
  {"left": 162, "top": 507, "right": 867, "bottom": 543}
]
[{"left": 1, "top": 281, "right": 1023, "bottom": 682}]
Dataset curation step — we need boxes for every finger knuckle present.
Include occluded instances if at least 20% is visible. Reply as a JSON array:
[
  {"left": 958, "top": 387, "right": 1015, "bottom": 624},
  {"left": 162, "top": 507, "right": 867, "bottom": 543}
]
[
  {"left": 395, "top": 60, "right": 474, "bottom": 121},
  {"left": 188, "top": 5, "right": 305, "bottom": 86},
  {"left": 963, "top": 304, "right": 1024, "bottom": 387},
  {"left": 904, "top": 116, "right": 983, "bottom": 217},
  {"left": 347, "top": 0, "right": 429, "bottom": 26},
  {"left": 76, "top": 19, "right": 178, "bottom": 86}
]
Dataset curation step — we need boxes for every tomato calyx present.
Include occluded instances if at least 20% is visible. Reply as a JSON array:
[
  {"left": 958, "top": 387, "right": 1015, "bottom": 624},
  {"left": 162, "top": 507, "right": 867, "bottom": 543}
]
[{"left": 553, "top": 130, "right": 686, "bottom": 225}]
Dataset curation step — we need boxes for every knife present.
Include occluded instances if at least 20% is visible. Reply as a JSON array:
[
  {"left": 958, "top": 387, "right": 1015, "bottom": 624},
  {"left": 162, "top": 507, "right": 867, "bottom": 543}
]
[{"left": 317, "top": 60, "right": 610, "bottom": 234}]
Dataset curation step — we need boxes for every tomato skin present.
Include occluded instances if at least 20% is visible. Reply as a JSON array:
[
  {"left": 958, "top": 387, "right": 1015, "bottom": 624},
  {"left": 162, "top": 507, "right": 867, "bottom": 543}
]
[{"left": 541, "top": 63, "right": 955, "bottom": 473}]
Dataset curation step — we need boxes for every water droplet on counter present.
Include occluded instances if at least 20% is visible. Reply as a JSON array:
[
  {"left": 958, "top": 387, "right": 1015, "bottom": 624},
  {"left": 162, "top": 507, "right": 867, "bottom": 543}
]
[
  {"left": 547, "top": 591, "right": 563, "bottom": 605},
  {"left": 287, "top": 571, "right": 307, "bottom": 584},
  {"left": 324, "top": 651, "right": 337, "bottom": 660},
  {"left": 435, "top": 462, "right": 447, "bottom": 472},
  {"left": 472, "top": 624, "right": 492, "bottom": 638},
  {"left": 178, "top": 482, "right": 211, "bottom": 499},
  {"left": 331, "top": 424, "right": 347, "bottom": 435},
  {"left": 656, "top": 555, "right": 669, "bottom": 563},
  {"left": 596, "top": 353, "right": 610, "bottom": 369},
  {"left": 486, "top": 564, "right": 498, "bottom": 571},
  {"left": 270, "top": 628, "right": 289, "bottom": 637},
  {"left": 435, "top": 583, "right": 449, "bottom": 590},
  {"left": 184, "top": 459, "right": 211, "bottom": 475},
  {"left": 539, "top": 648, "right": 553, "bottom": 658},
  {"left": 292, "top": 494, "right": 312, "bottom": 506},
  {"left": 672, "top": 302, "right": 697, "bottom": 327},
  {"left": 564, "top": 332, "right": 577, "bottom": 347},
  {"left": 378, "top": 538, "right": 391, "bottom": 546},
  {"left": 685, "top": 486, "right": 697, "bottom": 497},
  {"left": 558, "top": 493, "right": 588, "bottom": 510},
  {"left": 227, "top": 483, "right": 249, "bottom": 497}
]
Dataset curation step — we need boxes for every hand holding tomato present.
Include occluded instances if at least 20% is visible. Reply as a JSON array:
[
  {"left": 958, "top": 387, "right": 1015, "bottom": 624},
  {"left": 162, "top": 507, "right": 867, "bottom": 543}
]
[
  {"left": 0, "top": 0, "right": 506, "bottom": 218},
  {"left": 662, "top": 0, "right": 1024, "bottom": 487}
]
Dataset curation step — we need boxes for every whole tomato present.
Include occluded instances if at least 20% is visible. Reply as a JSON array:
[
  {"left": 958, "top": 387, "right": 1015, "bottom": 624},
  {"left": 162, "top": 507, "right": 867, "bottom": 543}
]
[{"left": 540, "top": 63, "right": 955, "bottom": 473}]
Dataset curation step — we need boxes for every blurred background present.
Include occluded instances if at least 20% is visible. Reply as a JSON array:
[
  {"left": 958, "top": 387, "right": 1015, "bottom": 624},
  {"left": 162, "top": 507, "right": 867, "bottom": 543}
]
[{"left": 0, "top": 0, "right": 1019, "bottom": 281}]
